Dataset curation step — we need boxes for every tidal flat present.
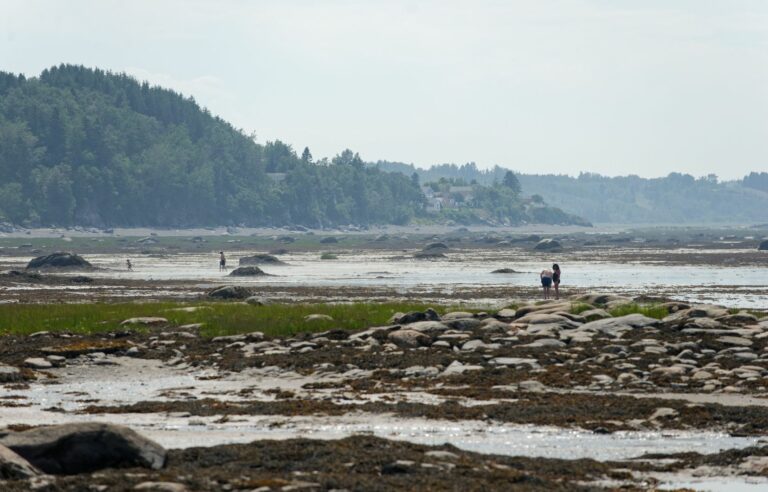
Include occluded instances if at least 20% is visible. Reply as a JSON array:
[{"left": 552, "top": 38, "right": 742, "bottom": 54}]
[{"left": 1, "top": 226, "right": 767, "bottom": 490}]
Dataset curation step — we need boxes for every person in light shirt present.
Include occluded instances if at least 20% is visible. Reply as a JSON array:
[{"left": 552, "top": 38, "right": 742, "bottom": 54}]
[{"left": 540, "top": 268, "right": 553, "bottom": 299}]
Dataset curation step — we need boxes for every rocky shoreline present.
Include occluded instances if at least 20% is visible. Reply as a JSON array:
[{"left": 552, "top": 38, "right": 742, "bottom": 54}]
[{"left": 3, "top": 293, "right": 768, "bottom": 490}]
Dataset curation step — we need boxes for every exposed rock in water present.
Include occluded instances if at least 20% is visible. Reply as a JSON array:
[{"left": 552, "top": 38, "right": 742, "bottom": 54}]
[
  {"left": 228, "top": 266, "right": 268, "bottom": 277},
  {"left": 238, "top": 254, "right": 286, "bottom": 266},
  {"left": 533, "top": 239, "right": 562, "bottom": 251},
  {"left": 759, "top": 239, "right": 768, "bottom": 251},
  {"left": 0, "top": 423, "right": 166, "bottom": 475},
  {"left": 26, "top": 252, "right": 92, "bottom": 270},
  {"left": 207, "top": 285, "right": 252, "bottom": 299},
  {"left": 320, "top": 236, "right": 339, "bottom": 243},
  {"left": 423, "top": 242, "right": 448, "bottom": 251},
  {"left": 0, "top": 363, "right": 22, "bottom": 383},
  {"left": 491, "top": 268, "right": 520, "bottom": 274}
]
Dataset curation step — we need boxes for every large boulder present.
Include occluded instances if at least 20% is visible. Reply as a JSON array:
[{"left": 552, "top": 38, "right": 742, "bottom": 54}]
[
  {"left": 26, "top": 252, "right": 92, "bottom": 270},
  {"left": 388, "top": 329, "right": 430, "bottom": 348},
  {"left": 0, "top": 363, "right": 22, "bottom": 383},
  {"left": 0, "top": 423, "right": 166, "bottom": 475},
  {"left": 207, "top": 285, "right": 252, "bottom": 299},
  {"left": 758, "top": 240, "right": 768, "bottom": 251},
  {"left": 533, "top": 239, "right": 562, "bottom": 251},
  {"left": 0, "top": 444, "right": 41, "bottom": 479},
  {"left": 228, "top": 266, "right": 268, "bottom": 277},
  {"left": 238, "top": 254, "right": 286, "bottom": 266}
]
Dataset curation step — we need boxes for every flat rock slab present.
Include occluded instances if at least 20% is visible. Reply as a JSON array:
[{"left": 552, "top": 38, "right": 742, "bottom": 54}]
[
  {"left": 490, "top": 357, "right": 540, "bottom": 369},
  {"left": 0, "top": 423, "right": 166, "bottom": 475},
  {"left": 717, "top": 336, "right": 753, "bottom": 347},
  {"left": 24, "top": 357, "right": 52, "bottom": 369}
]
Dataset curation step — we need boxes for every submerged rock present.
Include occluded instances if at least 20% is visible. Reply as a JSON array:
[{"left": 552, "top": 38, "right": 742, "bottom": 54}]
[
  {"left": 491, "top": 268, "right": 520, "bottom": 274},
  {"left": 26, "top": 252, "right": 92, "bottom": 270},
  {"left": 413, "top": 251, "right": 446, "bottom": 259},
  {"left": 0, "top": 423, "right": 166, "bottom": 474}
]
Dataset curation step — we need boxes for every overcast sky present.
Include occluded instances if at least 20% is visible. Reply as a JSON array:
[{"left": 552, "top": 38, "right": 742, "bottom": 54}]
[{"left": 2, "top": 0, "right": 767, "bottom": 179}]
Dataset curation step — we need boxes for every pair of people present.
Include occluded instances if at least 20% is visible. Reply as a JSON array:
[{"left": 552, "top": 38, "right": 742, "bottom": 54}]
[{"left": 540, "top": 264, "right": 561, "bottom": 299}]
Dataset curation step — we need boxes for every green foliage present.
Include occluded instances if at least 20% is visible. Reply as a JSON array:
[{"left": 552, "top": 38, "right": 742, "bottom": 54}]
[
  {"left": 0, "top": 301, "right": 449, "bottom": 338},
  {"left": 0, "top": 65, "right": 424, "bottom": 227},
  {"left": 607, "top": 303, "right": 668, "bottom": 320},
  {"left": 569, "top": 303, "right": 594, "bottom": 315}
]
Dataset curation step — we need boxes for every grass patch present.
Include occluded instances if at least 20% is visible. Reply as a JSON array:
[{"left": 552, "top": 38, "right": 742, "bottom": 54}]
[
  {"left": 569, "top": 303, "right": 594, "bottom": 315},
  {"left": 607, "top": 303, "right": 668, "bottom": 320},
  {"left": 0, "top": 302, "right": 459, "bottom": 338}
]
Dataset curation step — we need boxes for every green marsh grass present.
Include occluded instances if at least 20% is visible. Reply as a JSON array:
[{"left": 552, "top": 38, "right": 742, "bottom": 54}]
[
  {"left": 0, "top": 302, "right": 462, "bottom": 338},
  {"left": 607, "top": 303, "right": 668, "bottom": 320}
]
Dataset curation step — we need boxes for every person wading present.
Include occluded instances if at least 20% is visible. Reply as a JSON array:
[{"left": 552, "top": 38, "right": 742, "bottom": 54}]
[{"left": 219, "top": 251, "right": 227, "bottom": 271}]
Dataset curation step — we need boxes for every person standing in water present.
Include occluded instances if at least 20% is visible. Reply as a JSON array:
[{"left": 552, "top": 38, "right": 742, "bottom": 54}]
[
  {"left": 552, "top": 263, "right": 561, "bottom": 299},
  {"left": 540, "top": 267, "right": 553, "bottom": 299},
  {"left": 126, "top": 259, "right": 133, "bottom": 271},
  {"left": 219, "top": 251, "right": 227, "bottom": 271}
]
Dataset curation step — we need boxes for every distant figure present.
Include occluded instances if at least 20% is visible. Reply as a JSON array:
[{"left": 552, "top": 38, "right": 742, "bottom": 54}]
[
  {"left": 540, "top": 268, "right": 553, "bottom": 299},
  {"left": 552, "top": 263, "right": 561, "bottom": 299},
  {"left": 219, "top": 251, "right": 227, "bottom": 271},
  {"left": 126, "top": 259, "right": 133, "bottom": 271}
]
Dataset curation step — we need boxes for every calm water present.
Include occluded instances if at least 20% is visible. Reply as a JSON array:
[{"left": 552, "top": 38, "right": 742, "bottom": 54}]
[{"left": 18, "top": 248, "right": 764, "bottom": 308}]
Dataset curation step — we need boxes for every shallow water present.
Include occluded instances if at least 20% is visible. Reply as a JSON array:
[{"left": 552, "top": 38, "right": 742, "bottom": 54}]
[{"left": 13, "top": 248, "right": 764, "bottom": 307}]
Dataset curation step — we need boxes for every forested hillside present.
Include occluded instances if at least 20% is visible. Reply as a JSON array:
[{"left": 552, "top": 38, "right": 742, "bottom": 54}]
[
  {"left": 0, "top": 65, "right": 587, "bottom": 228},
  {"left": 374, "top": 162, "right": 768, "bottom": 224},
  {"left": 0, "top": 65, "right": 423, "bottom": 227}
]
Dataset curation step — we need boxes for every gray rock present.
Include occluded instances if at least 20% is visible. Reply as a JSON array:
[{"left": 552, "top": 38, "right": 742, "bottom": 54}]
[
  {"left": 580, "top": 314, "right": 660, "bottom": 337},
  {"left": 533, "top": 238, "right": 562, "bottom": 251},
  {"left": 758, "top": 239, "right": 768, "bottom": 251},
  {"left": 0, "top": 363, "right": 22, "bottom": 383},
  {"left": 495, "top": 308, "right": 517, "bottom": 319},
  {"left": 522, "top": 338, "right": 567, "bottom": 349},
  {"left": 0, "top": 423, "right": 166, "bottom": 474},
  {"left": 24, "top": 358, "right": 52, "bottom": 369},
  {"left": 134, "top": 482, "right": 188, "bottom": 492},
  {"left": 388, "top": 329, "right": 430, "bottom": 348},
  {"left": 580, "top": 309, "right": 611, "bottom": 322},
  {"left": 489, "top": 357, "right": 540, "bottom": 369},
  {"left": 120, "top": 317, "right": 168, "bottom": 327},
  {"left": 0, "top": 444, "right": 41, "bottom": 479},
  {"left": 304, "top": 314, "right": 333, "bottom": 322},
  {"left": 441, "top": 311, "right": 475, "bottom": 321},
  {"left": 440, "top": 361, "right": 483, "bottom": 377},
  {"left": 516, "top": 313, "right": 580, "bottom": 328},
  {"left": 239, "top": 254, "right": 286, "bottom": 266},
  {"left": 395, "top": 308, "right": 441, "bottom": 324},
  {"left": 717, "top": 336, "right": 753, "bottom": 347},
  {"left": 26, "top": 252, "right": 92, "bottom": 270},
  {"left": 405, "top": 320, "right": 449, "bottom": 334},
  {"left": 443, "top": 318, "right": 484, "bottom": 331},
  {"left": 245, "top": 296, "right": 271, "bottom": 306},
  {"left": 207, "top": 285, "right": 252, "bottom": 299},
  {"left": 228, "top": 266, "right": 268, "bottom": 277}
]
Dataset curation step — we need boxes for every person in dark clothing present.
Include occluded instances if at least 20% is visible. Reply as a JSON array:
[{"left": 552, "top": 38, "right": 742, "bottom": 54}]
[
  {"left": 552, "top": 263, "right": 561, "bottom": 299},
  {"left": 219, "top": 252, "right": 227, "bottom": 271}
]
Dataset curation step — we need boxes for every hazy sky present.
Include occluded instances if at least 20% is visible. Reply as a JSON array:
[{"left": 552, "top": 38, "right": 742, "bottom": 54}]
[{"left": 2, "top": 0, "right": 767, "bottom": 179}]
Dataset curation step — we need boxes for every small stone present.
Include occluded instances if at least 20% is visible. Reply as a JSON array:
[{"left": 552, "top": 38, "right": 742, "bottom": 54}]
[{"left": 304, "top": 314, "right": 334, "bottom": 322}]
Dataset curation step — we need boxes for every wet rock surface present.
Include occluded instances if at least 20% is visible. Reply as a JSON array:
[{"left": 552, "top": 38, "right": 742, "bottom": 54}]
[{"left": 3, "top": 288, "right": 768, "bottom": 490}]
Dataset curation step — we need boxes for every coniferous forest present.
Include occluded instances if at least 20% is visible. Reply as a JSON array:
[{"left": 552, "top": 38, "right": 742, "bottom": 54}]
[{"left": 0, "top": 65, "right": 586, "bottom": 228}]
